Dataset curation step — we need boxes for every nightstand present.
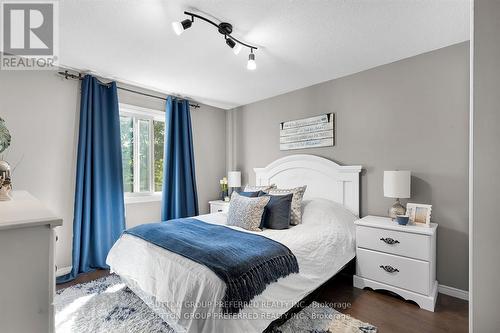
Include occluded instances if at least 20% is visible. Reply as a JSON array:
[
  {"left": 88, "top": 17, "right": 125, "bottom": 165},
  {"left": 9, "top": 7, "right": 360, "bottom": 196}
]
[
  {"left": 209, "top": 200, "right": 230, "bottom": 214},
  {"left": 353, "top": 215, "right": 438, "bottom": 311}
]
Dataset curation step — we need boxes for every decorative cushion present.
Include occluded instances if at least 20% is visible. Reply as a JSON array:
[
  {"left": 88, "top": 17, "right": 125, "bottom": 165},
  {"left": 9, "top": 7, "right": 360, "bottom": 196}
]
[
  {"left": 244, "top": 184, "right": 276, "bottom": 192},
  {"left": 266, "top": 186, "right": 307, "bottom": 225},
  {"left": 227, "top": 192, "right": 270, "bottom": 232},
  {"left": 258, "top": 193, "right": 293, "bottom": 230},
  {"left": 237, "top": 191, "right": 261, "bottom": 198}
]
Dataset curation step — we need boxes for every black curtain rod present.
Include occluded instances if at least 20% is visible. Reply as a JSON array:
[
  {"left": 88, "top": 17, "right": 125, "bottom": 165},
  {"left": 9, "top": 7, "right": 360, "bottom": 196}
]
[{"left": 57, "top": 70, "right": 201, "bottom": 109}]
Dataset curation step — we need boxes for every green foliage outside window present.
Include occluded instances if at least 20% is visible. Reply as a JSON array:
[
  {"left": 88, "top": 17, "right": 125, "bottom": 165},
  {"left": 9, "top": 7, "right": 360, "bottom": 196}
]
[
  {"left": 120, "top": 115, "right": 164, "bottom": 194},
  {"left": 153, "top": 120, "right": 164, "bottom": 192},
  {"left": 120, "top": 116, "right": 134, "bottom": 193}
]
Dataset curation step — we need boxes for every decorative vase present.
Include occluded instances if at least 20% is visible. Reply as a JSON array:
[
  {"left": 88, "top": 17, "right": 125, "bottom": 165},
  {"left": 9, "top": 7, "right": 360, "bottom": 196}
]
[
  {"left": 220, "top": 189, "right": 228, "bottom": 201},
  {"left": 396, "top": 215, "right": 410, "bottom": 225},
  {"left": 0, "top": 185, "right": 11, "bottom": 201},
  {"left": 219, "top": 177, "right": 228, "bottom": 200},
  {"left": 388, "top": 198, "right": 406, "bottom": 219},
  {"left": 0, "top": 160, "right": 12, "bottom": 201}
]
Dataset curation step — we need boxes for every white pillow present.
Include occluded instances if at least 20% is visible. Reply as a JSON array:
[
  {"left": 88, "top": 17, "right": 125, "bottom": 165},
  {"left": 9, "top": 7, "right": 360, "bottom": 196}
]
[{"left": 301, "top": 198, "right": 357, "bottom": 231}]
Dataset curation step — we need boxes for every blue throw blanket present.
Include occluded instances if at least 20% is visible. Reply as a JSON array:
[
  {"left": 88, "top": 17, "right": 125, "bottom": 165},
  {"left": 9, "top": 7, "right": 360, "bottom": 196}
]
[{"left": 124, "top": 218, "right": 299, "bottom": 314}]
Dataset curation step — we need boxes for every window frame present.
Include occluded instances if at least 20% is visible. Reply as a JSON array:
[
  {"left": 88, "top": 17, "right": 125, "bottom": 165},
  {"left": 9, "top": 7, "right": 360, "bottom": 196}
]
[{"left": 119, "top": 103, "right": 164, "bottom": 202}]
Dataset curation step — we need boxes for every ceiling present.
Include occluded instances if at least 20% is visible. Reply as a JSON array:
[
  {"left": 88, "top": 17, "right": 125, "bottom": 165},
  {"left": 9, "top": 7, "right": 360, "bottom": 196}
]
[{"left": 59, "top": 0, "right": 470, "bottom": 109}]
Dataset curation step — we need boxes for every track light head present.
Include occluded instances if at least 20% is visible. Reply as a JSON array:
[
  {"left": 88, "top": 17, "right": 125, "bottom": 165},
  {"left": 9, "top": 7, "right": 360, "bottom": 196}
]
[
  {"left": 247, "top": 52, "right": 256, "bottom": 70},
  {"left": 233, "top": 43, "right": 242, "bottom": 55},
  {"left": 225, "top": 38, "right": 236, "bottom": 49},
  {"left": 172, "top": 18, "right": 192, "bottom": 36}
]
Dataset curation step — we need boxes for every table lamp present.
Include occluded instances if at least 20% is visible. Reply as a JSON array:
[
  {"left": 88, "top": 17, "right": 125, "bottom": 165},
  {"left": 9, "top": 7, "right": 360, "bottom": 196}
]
[
  {"left": 384, "top": 170, "right": 411, "bottom": 219},
  {"left": 228, "top": 171, "right": 241, "bottom": 198}
]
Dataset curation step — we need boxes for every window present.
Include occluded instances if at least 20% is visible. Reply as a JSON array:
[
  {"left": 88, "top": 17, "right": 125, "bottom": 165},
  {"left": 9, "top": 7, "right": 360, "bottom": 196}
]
[{"left": 119, "top": 104, "right": 165, "bottom": 196}]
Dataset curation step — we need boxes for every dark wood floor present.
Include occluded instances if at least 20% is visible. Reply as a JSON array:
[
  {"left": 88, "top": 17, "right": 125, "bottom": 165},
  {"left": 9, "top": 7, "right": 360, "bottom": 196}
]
[
  {"left": 57, "top": 269, "right": 111, "bottom": 290},
  {"left": 57, "top": 270, "right": 468, "bottom": 333},
  {"left": 310, "top": 274, "right": 468, "bottom": 333}
]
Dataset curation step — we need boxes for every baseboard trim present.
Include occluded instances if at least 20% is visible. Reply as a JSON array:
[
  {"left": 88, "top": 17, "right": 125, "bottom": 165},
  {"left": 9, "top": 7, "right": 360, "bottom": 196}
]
[
  {"left": 56, "top": 266, "right": 72, "bottom": 277},
  {"left": 438, "top": 284, "right": 469, "bottom": 301}
]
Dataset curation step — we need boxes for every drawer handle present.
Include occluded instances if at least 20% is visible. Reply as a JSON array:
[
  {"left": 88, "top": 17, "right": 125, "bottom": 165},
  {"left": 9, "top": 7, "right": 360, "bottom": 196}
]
[
  {"left": 217, "top": 209, "right": 223, "bottom": 212},
  {"left": 380, "top": 265, "right": 399, "bottom": 273},
  {"left": 380, "top": 237, "right": 399, "bottom": 245}
]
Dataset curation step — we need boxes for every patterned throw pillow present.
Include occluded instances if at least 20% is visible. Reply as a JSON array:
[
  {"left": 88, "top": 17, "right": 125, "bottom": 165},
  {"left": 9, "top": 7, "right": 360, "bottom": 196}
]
[
  {"left": 244, "top": 184, "right": 276, "bottom": 192},
  {"left": 266, "top": 186, "right": 307, "bottom": 225},
  {"left": 227, "top": 192, "right": 270, "bottom": 232}
]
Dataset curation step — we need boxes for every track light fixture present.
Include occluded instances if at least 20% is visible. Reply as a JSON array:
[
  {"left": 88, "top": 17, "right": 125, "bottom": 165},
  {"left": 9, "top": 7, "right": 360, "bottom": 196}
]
[
  {"left": 225, "top": 37, "right": 236, "bottom": 49},
  {"left": 172, "top": 11, "right": 258, "bottom": 70},
  {"left": 172, "top": 19, "right": 192, "bottom": 36},
  {"left": 233, "top": 43, "right": 242, "bottom": 55},
  {"left": 247, "top": 50, "right": 256, "bottom": 70}
]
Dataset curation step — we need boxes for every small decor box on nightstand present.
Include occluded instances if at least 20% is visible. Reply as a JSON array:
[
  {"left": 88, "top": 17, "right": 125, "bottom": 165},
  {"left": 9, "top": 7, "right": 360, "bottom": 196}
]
[
  {"left": 209, "top": 200, "right": 230, "bottom": 214},
  {"left": 353, "top": 215, "right": 438, "bottom": 311}
]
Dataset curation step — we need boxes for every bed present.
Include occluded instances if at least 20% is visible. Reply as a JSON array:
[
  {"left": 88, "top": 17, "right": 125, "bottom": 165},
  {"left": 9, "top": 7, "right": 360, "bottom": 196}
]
[{"left": 107, "top": 154, "right": 362, "bottom": 333}]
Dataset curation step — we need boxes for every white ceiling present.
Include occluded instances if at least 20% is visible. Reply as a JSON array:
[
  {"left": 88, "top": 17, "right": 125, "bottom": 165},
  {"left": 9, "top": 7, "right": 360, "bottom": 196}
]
[{"left": 59, "top": 0, "right": 470, "bottom": 109}]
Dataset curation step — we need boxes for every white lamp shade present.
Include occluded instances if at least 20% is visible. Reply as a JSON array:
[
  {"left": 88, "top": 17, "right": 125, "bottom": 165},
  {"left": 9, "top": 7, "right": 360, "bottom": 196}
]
[
  {"left": 228, "top": 171, "right": 241, "bottom": 188},
  {"left": 384, "top": 170, "right": 411, "bottom": 198}
]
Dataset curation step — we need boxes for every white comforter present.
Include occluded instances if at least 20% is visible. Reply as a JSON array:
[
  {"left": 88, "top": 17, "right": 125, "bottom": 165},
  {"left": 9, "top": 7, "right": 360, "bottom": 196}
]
[{"left": 107, "top": 201, "right": 356, "bottom": 333}]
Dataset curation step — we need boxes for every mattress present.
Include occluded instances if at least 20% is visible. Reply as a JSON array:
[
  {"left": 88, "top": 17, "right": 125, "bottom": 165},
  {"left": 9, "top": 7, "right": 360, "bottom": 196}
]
[{"left": 107, "top": 210, "right": 355, "bottom": 333}]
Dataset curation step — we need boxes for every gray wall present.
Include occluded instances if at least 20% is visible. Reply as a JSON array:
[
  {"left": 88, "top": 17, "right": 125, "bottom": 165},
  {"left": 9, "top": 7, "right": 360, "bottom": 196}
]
[
  {"left": 0, "top": 70, "right": 226, "bottom": 270},
  {"left": 472, "top": 0, "right": 500, "bottom": 330},
  {"left": 229, "top": 42, "right": 469, "bottom": 290}
]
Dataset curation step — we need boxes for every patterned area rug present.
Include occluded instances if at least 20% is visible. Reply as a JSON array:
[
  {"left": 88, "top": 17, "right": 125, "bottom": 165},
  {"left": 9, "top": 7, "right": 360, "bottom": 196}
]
[
  {"left": 55, "top": 275, "right": 377, "bottom": 333},
  {"left": 272, "top": 302, "right": 377, "bottom": 333}
]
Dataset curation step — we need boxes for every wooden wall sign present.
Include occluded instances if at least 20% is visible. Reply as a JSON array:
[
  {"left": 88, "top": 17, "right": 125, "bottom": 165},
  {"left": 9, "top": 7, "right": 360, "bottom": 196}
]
[{"left": 280, "top": 113, "right": 335, "bottom": 150}]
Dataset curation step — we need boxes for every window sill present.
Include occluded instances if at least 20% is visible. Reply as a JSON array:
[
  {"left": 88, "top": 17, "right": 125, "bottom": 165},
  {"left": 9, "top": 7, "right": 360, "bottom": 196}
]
[{"left": 124, "top": 193, "right": 162, "bottom": 205}]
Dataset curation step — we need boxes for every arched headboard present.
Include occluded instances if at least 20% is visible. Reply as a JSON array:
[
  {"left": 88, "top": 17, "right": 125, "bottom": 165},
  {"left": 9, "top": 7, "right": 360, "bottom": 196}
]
[{"left": 254, "top": 154, "right": 362, "bottom": 216}]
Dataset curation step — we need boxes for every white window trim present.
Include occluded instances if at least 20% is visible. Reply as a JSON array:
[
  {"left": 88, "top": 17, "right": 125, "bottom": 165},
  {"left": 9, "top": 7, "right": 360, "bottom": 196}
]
[
  {"left": 119, "top": 103, "right": 164, "bottom": 122},
  {"left": 119, "top": 103, "right": 164, "bottom": 203},
  {"left": 124, "top": 192, "right": 162, "bottom": 205}
]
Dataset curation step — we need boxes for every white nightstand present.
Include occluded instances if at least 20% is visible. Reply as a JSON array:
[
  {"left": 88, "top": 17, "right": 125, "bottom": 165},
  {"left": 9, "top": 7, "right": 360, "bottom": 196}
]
[
  {"left": 209, "top": 200, "right": 230, "bottom": 214},
  {"left": 353, "top": 215, "right": 438, "bottom": 311}
]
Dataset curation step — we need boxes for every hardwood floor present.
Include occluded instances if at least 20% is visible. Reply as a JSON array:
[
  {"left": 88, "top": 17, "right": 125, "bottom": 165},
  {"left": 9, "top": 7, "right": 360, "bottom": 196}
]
[
  {"left": 310, "top": 273, "right": 468, "bottom": 333},
  {"left": 56, "top": 269, "right": 111, "bottom": 291},
  {"left": 57, "top": 270, "right": 468, "bottom": 332}
]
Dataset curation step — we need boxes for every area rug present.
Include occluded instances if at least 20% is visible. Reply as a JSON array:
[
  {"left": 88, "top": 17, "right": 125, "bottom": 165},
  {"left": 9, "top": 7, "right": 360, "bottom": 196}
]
[{"left": 55, "top": 275, "right": 377, "bottom": 333}]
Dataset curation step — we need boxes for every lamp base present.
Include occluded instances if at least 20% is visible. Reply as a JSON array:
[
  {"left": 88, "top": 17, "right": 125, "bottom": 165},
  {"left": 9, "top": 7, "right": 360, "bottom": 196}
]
[{"left": 388, "top": 199, "right": 406, "bottom": 219}]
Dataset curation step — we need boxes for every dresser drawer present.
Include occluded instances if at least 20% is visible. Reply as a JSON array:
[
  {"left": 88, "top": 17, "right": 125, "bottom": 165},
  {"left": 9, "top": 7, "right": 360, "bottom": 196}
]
[
  {"left": 356, "top": 248, "right": 430, "bottom": 295},
  {"left": 210, "top": 203, "right": 229, "bottom": 214},
  {"left": 356, "top": 225, "right": 431, "bottom": 260}
]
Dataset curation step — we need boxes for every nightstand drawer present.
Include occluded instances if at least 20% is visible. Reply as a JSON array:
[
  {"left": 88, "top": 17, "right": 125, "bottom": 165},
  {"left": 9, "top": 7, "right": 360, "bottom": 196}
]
[
  {"left": 210, "top": 203, "right": 229, "bottom": 214},
  {"left": 356, "top": 248, "right": 430, "bottom": 295},
  {"left": 357, "top": 225, "right": 431, "bottom": 261}
]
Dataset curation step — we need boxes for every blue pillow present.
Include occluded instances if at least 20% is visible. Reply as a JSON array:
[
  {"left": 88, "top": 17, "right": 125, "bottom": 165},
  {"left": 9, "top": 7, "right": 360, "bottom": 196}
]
[
  {"left": 258, "top": 192, "right": 293, "bottom": 229},
  {"left": 237, "top": 191, "right": 260, "bottom": 198}
]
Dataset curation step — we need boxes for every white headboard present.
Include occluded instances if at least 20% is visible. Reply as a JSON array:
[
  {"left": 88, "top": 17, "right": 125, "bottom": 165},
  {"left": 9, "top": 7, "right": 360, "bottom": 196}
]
[{"left": 254, "top": 154, "right": 362, "bottom": 217}]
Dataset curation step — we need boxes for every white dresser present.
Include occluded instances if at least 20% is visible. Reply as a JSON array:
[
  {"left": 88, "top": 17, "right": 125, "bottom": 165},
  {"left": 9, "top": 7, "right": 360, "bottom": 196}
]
[
  {"left": 353, "top": 215, "right": 438, "bottom": 311},
  {"left": 0, "top": 191, "right": 62, "bottom": 333},
  {"left": 209, "top": 200, "right": 230, "bottom": 214}
]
